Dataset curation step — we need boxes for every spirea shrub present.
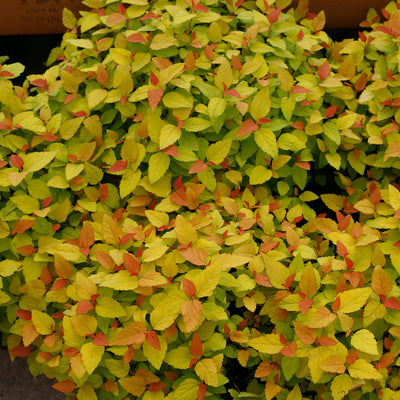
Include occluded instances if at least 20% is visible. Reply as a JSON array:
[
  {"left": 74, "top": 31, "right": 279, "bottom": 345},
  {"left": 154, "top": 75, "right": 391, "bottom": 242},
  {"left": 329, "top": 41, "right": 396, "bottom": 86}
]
[{"left": 1, "top": 0, "right": 400, "bottom": 399}]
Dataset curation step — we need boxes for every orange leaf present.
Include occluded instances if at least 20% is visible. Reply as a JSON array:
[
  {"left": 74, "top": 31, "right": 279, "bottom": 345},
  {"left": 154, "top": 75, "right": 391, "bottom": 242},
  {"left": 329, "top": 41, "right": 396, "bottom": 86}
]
[
  {"left": 148, "top": 88, "right": 164, "bottom": 110},
  {"left": 317, "top": 61, "right": 330, "bottom": 80},
  {"left": 280, "top": 341, "right": 296, "bottom": 357},
  {"left": 13, "top": 219, "right": 35, "bottom": 234},
  {"left": 96, "top": 64, "right": 109, "bottom": 86},
  {"left": 254, "top": 361, "right": 271, "bottom": 378},
  {"left": 17, "top": 244, "right": 35, "bottom": 255},
  {"left": 123, "top": 252, "right": 141, "bottom": 276},
  {"left": 378, "top": 352, "right": 394, "bottom": 369},
  {"left": 181, "top": 299, "right": 202, "bottom": 332},
  {"left": 178, "top": 247, "right": 208, "bottom": 266},
  {"left": 190, "top": 331, "right": 203, "bottom": 358},
  {"left": 372, "top": 265, "right": 392, "bottom": 296},
  {"left": 265, "top": 382, "right": 281, "bottom": 400},
  {"left": 237, "top": 119, "right": 259, "bottom": 137},
  {"left": 76, "top": 301, "right": 94, "bottom": 315},
  {"left": 22, "top": 321, "right": 39, "bottom": 347},
  {"left": 80, "top": 222, "right": 95, "bottom": 248},
  {"left": 268, "top": 7, "right": 282, "bottom": 24},
  {"left": 384, "top": 296, "right": 400, "bottom": 311},
  {"left": 182, "top": 278, "right": 196, "bottom": 297},
  {"left": 318, "top": 335, "right": 337, "bottom": 346},
  {"left": 293, "top": 321, "right": 317, "bottom": 345},
  {"left": 336, "top": 240, "right": 348, "bottom": 257},
  {"left": 109, "top": 321, "right": 146, "bottom": 346},
  {"left": 108, "top": 160, "right": 128, "bottom": 172},
  {"left": 145, "top": 330, "right": 161, "bottom": 350},
  {"left": 94, "top": 249, "right": 115, "bottom": 270},
  {"left": 54, "top": 254, "right": 73, "bottom": 279},
  {"left": 53, "top": 380, "right": 77, "bottom": 393},
  {"left": 189, "top": 160, "right": 208, "bottom": 174},
  {"left": 93, "top": 332, "right": 109, "bottom": 346},
  {"left": 298, "top": 298, "right": 313, "bottom": 314},
  {"left": 15, "top": 309, "right": 32, "bottom": 321},
  {"left": 319, "top": 355, "right": 346, "bottom": 374},
  {"left": 299, "top": 263, "right": 318, "bottom": 297},
  {"left": 197, "top": 382, "right": 207, "bottom": 400},
  {"left": 307, "top": 307, "right": 336, "bottom": 328}
]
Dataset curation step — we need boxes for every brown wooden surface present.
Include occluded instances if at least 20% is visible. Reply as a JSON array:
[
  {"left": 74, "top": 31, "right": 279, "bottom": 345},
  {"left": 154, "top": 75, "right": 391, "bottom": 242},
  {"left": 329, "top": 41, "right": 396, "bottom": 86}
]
[
  {"left": 0, "top": 0, "right": 86, "bottom": 35},
  {"left": 294, "top": 0, "right": 391, "bottom": 28}
]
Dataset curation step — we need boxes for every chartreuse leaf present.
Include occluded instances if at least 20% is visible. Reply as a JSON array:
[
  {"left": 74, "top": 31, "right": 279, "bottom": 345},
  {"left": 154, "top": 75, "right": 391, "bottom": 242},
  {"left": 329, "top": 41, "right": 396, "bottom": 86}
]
[
  {"left": 150, "top": 291, "right": 186, "bottom": 330},
  {"left": 330, "top": 374, "right": 353, "bottom": 400},
  {"left": 143, "top": 335, "right": 167, "bottom": 369},
  {"left": 165, "top": 378, "right": 199, "bottom": 400},
  {"left": 148, "top": 152, "right": 170, "bottom": 184},
  {"left": 247, "top": 334, "right": 284, "bottom": 354},
  {"left": 336, "top": 288, "right": 372, "bottom": 314},
  {"left": 31, "top": 310, "right": 54, "bottom": 335},
  {"left": 95, "top": 296, "right": 126, "bottom": 318},
  {"left": 81, "top": 342, "right": 105, "bottom": 375},
  {"left": 350, "top": 329, "right": 378, "bottom": 355},
  {"left": 348, "top": 359, "right": 383, "bottom": 380},
  {"left": 195, "top": 358, "right": 219, "bottom": 386}
]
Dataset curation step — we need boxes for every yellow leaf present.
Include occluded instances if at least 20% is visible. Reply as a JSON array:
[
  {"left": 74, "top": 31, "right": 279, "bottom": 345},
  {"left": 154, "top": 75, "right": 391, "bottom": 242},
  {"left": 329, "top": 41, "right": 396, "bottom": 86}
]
[
  {"left": 95, "top": 296, "right": 127, "bottom": 318},
  {"left": 287, "top": 385, "right": 302, "bottom": 400},
  {"left": 215, "top": 59, "right": 233, "bottom": 92},
  {"left": 299, "top": 262, "right": 318, "bottom": 297},
  {"left": 181, "top": 299, "right": 203, "bottom": 332},
  {"left": 0, "top": 260, "right": 21, "bottom": 277},
  {"left": 71, "top": 315, "right": 98, "bottom": 337},
  {"left": 337, "top": 288, "right": 372, "bottom": 314},
  {"left": 142, "top": 244, "right": 169, "bottom": 262},
  {"left": 159, "top": 124, "right": 181, "bottom": 150},
  {"left": 102, "top": 213, "right": 122, "bottom": 245},
  {"left": 119, "top": 376, "right": 146, "bottom": 396},
  {"left": 249, "top": 165, "right": 272, "bottom": 185},
  {"left": 143, "top": 336, "right": 167, "bottom": 369},
  {"left": 164, "top": 346, "right": 192, "bottom": 369},
  {"left": 308, "top": 346, "right": 331, "bottom": 383},
  {"left": 150, "top": 292, "right": 186, "bottom": 330},
  {"left": 77, "top": 382, "right": 97, "bottom": 400},
  {"left": 265, "top": 382, "right": 281, "bottom": 400},
  {"left": 163, "top": 92, "right": 193, "bottom": 109},
  {"left": 254, "top": 128, "right": 278, "bottom": 159},
  {"left": 87, "top": 88, "right": 107, "bottom": 109},
  {"left": 74, "top": 271, "right": 97, "bottom": 301},
  {"left": 351, "top": 329, "right": 378, "bottom": 355},
  {"left": 100, "top": 270, "right": 139, "bottom": 291},
  {"left": 195, "top": 358, "right": 219, "bottom": 386},
  {"left": 167, "top": 378, "right": 199, "bottom": 400},
  {"left": 31, "top": 310, "right": 54, "bottom": 335},
  {"left": 250, "top": 87, "right": 271, "bottom": 121},
  {"left": 247, "top": 334, "right": 284, "bottom": 354},
  {"left": 264, "top": 259, "right": 290, "bottom": 289},
  {"left": 22, "top": 151, "right": 56, "bottom": 172},
  {"left": 354, "top": 199, "right": 375, "bottom": 214},
  {"left": 63, "top": 316, "right": 85, "bottom": 348},
  {"left": 348, "top": 359, "right": 383, "bottom": 380},
  {"left": 206, "top": 139, "right": 232, "bottom": 165},
  {"left": 145, "top": 210, "right": 169, "bottom": 228},
  {"left": 175, "top": 215, "right": 198, "bottom": 246},
  {"left": 331, "top": 374, "right": 353, "bottom": 400},
  {"left": 319, "top": 355, "right": 346, "bottom": 374},
  {"left": 150, "top": 34, "right": 178, "bottom": 50},
  {"left": 191, "top": 262, "right": 221, "bottom": 298},
  {"left": 148, "top": 152, "right": 170, "bottom": 184},
  {"left": 81, "top": 342, "right": 104, "bottom": 375},
  {"left": 321, "top": 194, "right": 344, "bottom": 211},
  {"left": 307, "top": 307, "right": 337, "bottom": 328},
  {"left": 388, "top": 184, "right": 400, "bottom": 210},
  {"left": 278, "top": 68, "right": 294, "bottom": 92}
]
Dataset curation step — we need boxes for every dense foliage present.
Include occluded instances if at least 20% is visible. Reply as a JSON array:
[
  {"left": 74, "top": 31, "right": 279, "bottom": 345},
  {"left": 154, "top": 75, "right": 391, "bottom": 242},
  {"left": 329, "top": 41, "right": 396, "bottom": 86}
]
[{"left": 1, "top": 0, "right": 400, "bottom": 399}]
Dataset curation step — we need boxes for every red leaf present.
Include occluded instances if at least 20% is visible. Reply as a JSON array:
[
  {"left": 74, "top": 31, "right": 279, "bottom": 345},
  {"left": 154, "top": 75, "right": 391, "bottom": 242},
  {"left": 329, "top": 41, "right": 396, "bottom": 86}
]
[
  {"left": 64, "top": 93, "right": 77, "bottom": 104},
  {"left": 325, "top": 105, "right": 338, "bottom": 118},
  {"left": 237, "top": 119, "right": 259, "bottom": 137},
  {"left": 99, "top": 183, "right": 109, "bottom": 201},
  {"left": 317, "top": 61, "right": 330, "bottom": 80},
  {"left": 163, "top": 145, "right": 179, "bottom": 157},
  {"left": 10, "top": 154, "right": 24, "bottom": 169},
  {"left": 76, "top": 301, "right": 94, "bottom": 315},
  {"left": 148, "top": 88, "right": 164, "bottom": 110},
  {"left": 52, "top": 278, "right": 67, "bottom": 291},
  {"left": 15, "top": 309, "right": 32, "bottom": 321},
  {"left": 298, "top": 298, "right": 313, "bottom": 314},
  {"left": 53, "top": 380, "right": 77, "bottom": 393},
  {"left": 268, "top": 7, "right": 282, "bottom": 24},
  {"left": 190, "top": 331, "right": 203, "bottom": 358},
  {"left": 231, "top": 55, "right": 242, "bottom": 71},
  {"left": 280, "top": 341, "right": 296, "bottom": 357},
  {"left": 318, "top": 335, "right": 337, "bottom": 346},
  {"left": 139, "top": 11, "right": 159, "bottom": 20},
  {"left": 93, "top": 331, "right": 109, "bottom": 346},
  {"left": 0, "top": 119, "right": 13, "bottom": 130},
  {"left": 9, "top": 344, "right": 32, "bottom": 357},
  {"left": 197, "top": 382, "right": 207, "bottom": 400},
  {"left": 182, "top": 278, "right": 196, "bottom": 297},
  {"left": 145, "top": 330, "right": 161, "bottom": 350},
  {"left": 0, "top": 71, "right": 14, "bottom": 77},
  {"left": 384, "top": 296, "right": 400, "bottom": 311},
  {"left": 73, "top": 111, "right": 87, "bottom": 117},
  {"left": 225, "top": 89, "right": 241, "bottom": 98},
  {"left": 297, "top": 30, "right": 304, "bottom": 40},
  {"left": 189, "top": 160, "right": 208, "bottom": 174},
  {"left": 149, "top": 382, "right": 166, "bottom": 392},
  {"left": 336, "top": 211, "right": 351, "bottom": 231},
  {"left": 123, "top": 252, "right": 141, "bottom": 276},
  {"left": 193, "top": 4, "right": 209, "bottom": 12},
  {"left": 291, "top": 121, "right": 304, "bottom": 130},
  {"left": 30, "top": 79, "right": 47, "bottom": 89},
  {"left": 13, "top": 219, "right": 35, "bottom": 235},
  {"left": 150, "top": 71, "right": 159, "bottom": 86},
  {"left": 291, "top": 85, "right": 312, "bottom": 94},
  {"left": 108, "top": 160, "right": 128, "bottom": 172}
]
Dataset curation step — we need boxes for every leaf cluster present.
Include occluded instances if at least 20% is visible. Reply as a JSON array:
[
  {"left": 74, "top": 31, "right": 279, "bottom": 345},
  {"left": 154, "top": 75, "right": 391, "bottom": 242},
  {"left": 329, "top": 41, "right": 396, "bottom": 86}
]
[{"left": 0, "top": 1, "right": 400, "bottom": 400}]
